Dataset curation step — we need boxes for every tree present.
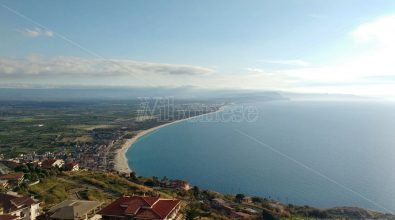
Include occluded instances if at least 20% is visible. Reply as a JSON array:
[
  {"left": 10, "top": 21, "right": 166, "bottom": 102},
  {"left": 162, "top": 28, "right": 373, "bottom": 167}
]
[
  {"left": 192, "top": 186, "right": 200, "bottom": 199},
  {"left": 130, "top": 172, "right": 137, "bottom": 181},
  {"left": 152, "top": 176, "right": 159, "bottom": 185},
  {"left": 185, "top": 207, "right": 200, "bottom": 220},
  {"left": 161, "top": 176, "right": 169, "bottom": 183},
  {"left": 252, "top": 196, "right": 264, "bottom": 203},
  {"left": 144, "top": 179, "right": 154, "bottom": 187},
  {"left": 261, "top": 208, "right": 278, "bottom": 220},
  {"left": 235, "top": 193, "right": 245, "bottom": 203}
]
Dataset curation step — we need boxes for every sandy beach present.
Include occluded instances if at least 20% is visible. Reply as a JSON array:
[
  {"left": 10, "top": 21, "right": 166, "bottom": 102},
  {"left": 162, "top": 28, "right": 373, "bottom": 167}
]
[{"left": 113, "top": 110, "right": 222, "bottom": 173}]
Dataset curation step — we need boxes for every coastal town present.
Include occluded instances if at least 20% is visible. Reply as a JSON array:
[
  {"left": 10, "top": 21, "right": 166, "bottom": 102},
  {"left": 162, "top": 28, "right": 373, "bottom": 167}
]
[
  {"left": 0, "top": 152, "right": 270, "bottom": 220},
  {"left": 2, "top": 0, "right": 395, "bottom": 218},
  {"left": 0, "top": 100, "right": 274, "bottom": 220},
  {"left": 1, "top": 153, "right": 393, "bottom": 220},
  {"left": 1, "top": 99, "right": 395, "bottom": 219}
]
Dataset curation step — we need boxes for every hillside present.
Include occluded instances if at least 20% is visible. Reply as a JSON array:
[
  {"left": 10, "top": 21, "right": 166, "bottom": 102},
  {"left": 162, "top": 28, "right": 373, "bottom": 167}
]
[{"left": 10, "top": 169, "right": 394, "bottom": 220}]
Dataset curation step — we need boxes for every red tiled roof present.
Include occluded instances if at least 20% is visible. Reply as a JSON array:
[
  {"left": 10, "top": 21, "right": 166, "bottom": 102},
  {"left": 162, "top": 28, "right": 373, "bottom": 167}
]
[
  {"left": 123, "top": 198, "right": 148, "bottom": 215},
  {"left": 98, "top": 196, "right": 180, "bottom": 219},
  {"left": 10, "top": 197, "right": 35, "bottom": 208},
  {"left": 97, "top": 197, "right": 130, "bottom": 217},
  {"left": 41, "top": 159, "right": 57, "bottom": 168},
  {"left": 135, "top": 208, "right": 161, "bottom": 219},
  {"left": 153, "top": 200, "right": 180, "bottom": 218},
  {"left": 0, "top": 173, "right": 24, "bottom": 180},
  {"left": 66, "top": 162, "right": 78, "bottom": 167},
  {"left": 141, "top": 197, "right": 159, "bottom": 206}
]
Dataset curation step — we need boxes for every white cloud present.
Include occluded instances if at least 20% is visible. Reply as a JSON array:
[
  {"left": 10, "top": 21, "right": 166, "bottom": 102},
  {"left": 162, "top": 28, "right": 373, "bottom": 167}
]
[
  {"left": 22, "top": 27, "right": 54, "bottom": 38},
  {"left": 245, "top": 68, "right": 267, "bottom": 73},
  {"left": 248, "top": 14, "right": 395, "bottom": 95},
  {"left": 352, "top": 14, "right": 395, "bottom": 46},
  {"left": 260, "top": 14, "right": 395, "bottom": 97},
  {"left": 260, "top": 59, "right": 311, "bottom": 67},
  {"left": 3, "top": 14, "right": 395, "bottom": 97},
  {"left": 0, "top": 56, "right": 214, "bottom": 77},
  {"left": 0, "top": 56, "right": 218, "bottom": 88}
]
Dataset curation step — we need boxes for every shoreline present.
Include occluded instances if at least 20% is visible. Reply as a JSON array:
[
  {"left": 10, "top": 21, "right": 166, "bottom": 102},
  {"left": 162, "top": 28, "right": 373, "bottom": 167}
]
[{"left": 113, "top": 109, "right": 223, "bottom": 173}]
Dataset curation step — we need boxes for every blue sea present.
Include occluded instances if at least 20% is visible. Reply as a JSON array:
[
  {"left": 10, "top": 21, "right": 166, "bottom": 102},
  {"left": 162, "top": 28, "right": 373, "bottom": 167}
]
[{"left": 127, "top": 100, "right": 395, "bottom": 212}]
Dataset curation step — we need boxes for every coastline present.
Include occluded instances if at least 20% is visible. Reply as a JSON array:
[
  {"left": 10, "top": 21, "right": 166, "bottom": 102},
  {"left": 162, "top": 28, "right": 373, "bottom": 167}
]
[{"left": 113, "top": 109, "right": 223, "bottom": 173}]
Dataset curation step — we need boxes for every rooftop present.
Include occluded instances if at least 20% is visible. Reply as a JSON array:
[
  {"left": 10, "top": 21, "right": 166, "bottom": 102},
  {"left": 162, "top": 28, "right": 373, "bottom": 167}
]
[
  {"left": 0, "top": 193, "right": 38, "bottom": 213},
  {"left": 98, "top": 196, "right": 180, "bottom": 219},
  {"left": 49, "top": 200, "right": 103, "bottom": 220},
  {"left": 0, "top": 173, "right": 24, "bottom": 180}
]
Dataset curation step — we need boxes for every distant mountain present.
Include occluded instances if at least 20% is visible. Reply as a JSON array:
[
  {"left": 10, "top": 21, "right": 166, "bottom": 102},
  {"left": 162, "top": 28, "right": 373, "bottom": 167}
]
[
  {"left": 0, "top": 87, "right": 370, "bottom": 102},
  {"left": 0, "top": 87, "right": 285, "bottom": 102}
]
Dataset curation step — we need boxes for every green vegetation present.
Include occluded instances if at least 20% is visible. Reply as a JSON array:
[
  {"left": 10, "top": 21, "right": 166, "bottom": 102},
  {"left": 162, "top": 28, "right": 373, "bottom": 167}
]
[
  {"left": 0, "top": 100, "right": 141, "bottom": 156},
  {"left": 29, "top": 177, "right": 78, "bottom": 205},
  {"left": 2, "top": 99, "right": 393, "bottom": 219},
  {"left": 0, "top": 100, "right": 220, "bottom": 157},
  {"left": 6, "top": 162, "right": 394, "bottom": 219},
  {"left": 66, "top": 171, "right": 152, "bottom": 196}
]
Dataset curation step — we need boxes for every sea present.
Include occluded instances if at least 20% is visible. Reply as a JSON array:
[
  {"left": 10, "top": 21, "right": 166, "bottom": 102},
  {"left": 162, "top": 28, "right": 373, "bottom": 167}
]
[{"left": 127, "top": 100, "right": 395, "bottom": 213}]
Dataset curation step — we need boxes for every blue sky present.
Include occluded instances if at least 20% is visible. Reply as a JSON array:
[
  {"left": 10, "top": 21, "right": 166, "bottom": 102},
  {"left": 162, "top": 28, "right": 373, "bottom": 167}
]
[{"left": 1, "top": 0, "right": 395, "bottom": 96}]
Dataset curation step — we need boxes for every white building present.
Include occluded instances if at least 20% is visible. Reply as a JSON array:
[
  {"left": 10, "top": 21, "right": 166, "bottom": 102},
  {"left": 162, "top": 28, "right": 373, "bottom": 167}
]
[
  {"left": 41, "top": 159, "right": 64, "bottom": 169},
  {"left": 0, "top": 193, "right": 40, "bottom": 220}
]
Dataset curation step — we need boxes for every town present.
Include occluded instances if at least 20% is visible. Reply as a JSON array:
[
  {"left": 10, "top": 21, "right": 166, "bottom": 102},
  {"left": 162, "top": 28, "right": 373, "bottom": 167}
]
[
  {"left": 1, "top": 147, "right": 393, "bottom": 220},
  {"left": 0, "top": 155, "right": 268, "bottom": 220},
  {"left": 1, "top": 99, "right": 394, "bottom": 220},
  {"left": 0, "top": 100, "right": 274, "bottom": 220}
]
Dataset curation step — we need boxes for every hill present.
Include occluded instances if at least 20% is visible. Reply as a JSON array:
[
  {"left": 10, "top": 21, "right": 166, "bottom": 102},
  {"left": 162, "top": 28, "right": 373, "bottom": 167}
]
[{"left": 9, "top": 169, "right": 394, "bottom": 220}]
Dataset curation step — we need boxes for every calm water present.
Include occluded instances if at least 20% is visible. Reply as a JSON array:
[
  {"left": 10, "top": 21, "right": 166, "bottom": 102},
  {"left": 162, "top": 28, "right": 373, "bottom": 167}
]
[{"left": 127, "top": 101, "right": 395, "bottom": 212}]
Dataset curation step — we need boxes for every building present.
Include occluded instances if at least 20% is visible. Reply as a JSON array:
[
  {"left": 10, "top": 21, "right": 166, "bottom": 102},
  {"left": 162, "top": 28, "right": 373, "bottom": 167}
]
[
  {"left": 98, "top": 196, "right": 181, "bottom": 220},
  {"left": 0, "top": 193, "right": 40, "bottom": 220},
  {"left": 0, "top": 215, "right": 20, "bottom": 220},
  {"left": 41, "top": 159, "right": 64, "bottom": 169},
  {"left": 242, "top": 196, "right": 252, "bottom": 204},
  {"left": 0, "top": 173, "right": 24, "bottom": 187},
  {"left": 48, "top": 200, "right": 102, "bottom": 220},
  {"left": 65, "top": 163, "right": 79, "bottom": 172}
]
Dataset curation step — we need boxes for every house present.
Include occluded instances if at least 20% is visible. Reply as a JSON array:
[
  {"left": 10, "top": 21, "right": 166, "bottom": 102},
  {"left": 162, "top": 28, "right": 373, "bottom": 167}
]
[
  {"left": 98, "top": 196, "right": 181, "bottom": 220},
  {"left": 41, "top": 159, "right": 64, "bottom": 169},
  {"left": 65, "top": 163, "right": 79, "bottom": 172},
  {"left": 48, "top": 200, "right": 102, "bottom": 220},
  {"left": 0, "top": 193, "right": 40, "bottom": 220},
  {"left": 242, "top": 196, "right": 252, "bottom": 204},
  {"left": 0, "top": 173, "right": 24, "bottom": 187},
  {"left": 169, "top": 180, "right": 191, "bottom": 191}
]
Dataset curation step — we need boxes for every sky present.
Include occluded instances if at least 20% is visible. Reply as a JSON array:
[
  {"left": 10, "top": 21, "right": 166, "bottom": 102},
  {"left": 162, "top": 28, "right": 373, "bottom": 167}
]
[{"left": 1, "top": 0, "right": 395, "bottom": 97}]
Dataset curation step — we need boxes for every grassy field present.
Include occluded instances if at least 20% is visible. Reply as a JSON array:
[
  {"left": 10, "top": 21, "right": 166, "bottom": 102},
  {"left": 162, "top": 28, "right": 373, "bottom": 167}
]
[{"left": 25, "top": 171, "right": 156, "bottom": 208}]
